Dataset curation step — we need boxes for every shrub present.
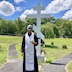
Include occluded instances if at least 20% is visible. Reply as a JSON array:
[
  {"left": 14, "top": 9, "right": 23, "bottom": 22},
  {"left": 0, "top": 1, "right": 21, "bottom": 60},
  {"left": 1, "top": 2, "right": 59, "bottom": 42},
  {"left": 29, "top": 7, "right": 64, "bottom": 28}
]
[
  {"left": 51, "top": 42, "right": 54, "bottom": 45},
  {"left": 46, "top": 59, "right": 52, "bottom": 63},
  {"left": 62, "top": 45, "right": 68, "bottom": 49},
  {"left": 41, "top": 24, "right": 56, "bottom": 38}
]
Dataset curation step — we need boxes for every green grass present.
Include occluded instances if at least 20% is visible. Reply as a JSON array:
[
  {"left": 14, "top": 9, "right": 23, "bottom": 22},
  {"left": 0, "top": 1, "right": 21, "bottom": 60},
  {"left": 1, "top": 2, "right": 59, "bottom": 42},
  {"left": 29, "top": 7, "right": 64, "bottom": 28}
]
[
  {"left": 16, "top": 43, "right": 23, "bottom": 59},
  {"left": 0, "top": 35, "right": 22, "bottom": 43},
  {"left": 0, "top": 43, "right": 9, "bottom": 66},
  {"left": 0, "top": 35, "right": 22, "bottom": 66},
  {"left": 43, "top": 38, "right": 72, "bottom": 62},
  {"left": 39, "top": 70, "right": 43, "bottom": 72},
  {"left": 16, "top": 38, "right": 72, "bottom": 64},
  {"left": 67, "top": 61, "right": 72, "bottom": 72}
]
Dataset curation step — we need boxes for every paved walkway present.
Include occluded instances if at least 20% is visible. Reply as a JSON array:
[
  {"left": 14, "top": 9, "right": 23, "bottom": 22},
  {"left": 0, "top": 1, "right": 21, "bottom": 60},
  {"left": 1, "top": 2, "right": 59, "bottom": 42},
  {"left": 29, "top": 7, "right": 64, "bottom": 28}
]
[
  {"left": 42, "top": 52, "right": 72, "bottom": 72},
  {"left": 8, "top": 44, "right": 18, "bottom": 58},
  {"left": 0, "top": 44, "right": 41, "bottom": 72},
  {"left": 0, "top": 44, "right": 23, "bottom": 72}
]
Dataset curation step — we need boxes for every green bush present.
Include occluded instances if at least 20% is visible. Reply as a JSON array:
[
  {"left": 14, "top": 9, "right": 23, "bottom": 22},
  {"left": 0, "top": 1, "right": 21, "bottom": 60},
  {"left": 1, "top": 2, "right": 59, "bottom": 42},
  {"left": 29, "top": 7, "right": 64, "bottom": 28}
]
[
  {"left": 41, "top": 24, "right": 56, "bottom": 38},
  {"left": 62, "top": 45, "right": 68, "bottom": 49}
]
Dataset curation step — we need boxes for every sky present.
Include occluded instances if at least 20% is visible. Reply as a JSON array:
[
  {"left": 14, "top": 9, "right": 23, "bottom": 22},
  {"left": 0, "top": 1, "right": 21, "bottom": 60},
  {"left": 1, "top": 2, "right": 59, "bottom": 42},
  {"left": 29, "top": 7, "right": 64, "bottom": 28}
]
[{"left": 0, "top": 0, "right": 72, "bottom": 20}]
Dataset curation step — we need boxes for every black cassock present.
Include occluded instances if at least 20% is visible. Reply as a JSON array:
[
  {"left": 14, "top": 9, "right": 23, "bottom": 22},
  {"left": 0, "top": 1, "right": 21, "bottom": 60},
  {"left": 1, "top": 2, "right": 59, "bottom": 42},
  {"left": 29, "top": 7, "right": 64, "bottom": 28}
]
[{"left": 21, "top": 33, "right": 39, "bottom": 72}]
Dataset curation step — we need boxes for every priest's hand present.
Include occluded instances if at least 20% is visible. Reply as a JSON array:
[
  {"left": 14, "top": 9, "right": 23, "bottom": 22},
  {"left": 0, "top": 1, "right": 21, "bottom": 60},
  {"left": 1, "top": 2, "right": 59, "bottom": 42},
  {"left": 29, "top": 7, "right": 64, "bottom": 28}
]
[
  {"left": 31, "top": 41, "right": 37, "bottom": 45},
  {"left": 21, "top": 52, "right": 24, "bottom": 56}
]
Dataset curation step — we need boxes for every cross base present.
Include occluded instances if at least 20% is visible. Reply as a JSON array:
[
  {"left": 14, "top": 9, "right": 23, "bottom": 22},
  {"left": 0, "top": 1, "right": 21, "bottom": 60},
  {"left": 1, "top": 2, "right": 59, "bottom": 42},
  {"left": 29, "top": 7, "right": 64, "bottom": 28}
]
[{"left": 37, "top": 53, "right": 45, "bottom": 62}]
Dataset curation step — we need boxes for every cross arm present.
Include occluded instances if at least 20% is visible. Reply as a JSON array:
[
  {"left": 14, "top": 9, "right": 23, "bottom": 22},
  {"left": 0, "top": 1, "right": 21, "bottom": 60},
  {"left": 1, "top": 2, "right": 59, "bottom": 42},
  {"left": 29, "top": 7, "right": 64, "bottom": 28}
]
[
  {"left": 27, "top": 14, "right": 37, "bottom": 18},
  {"left": 33, "top": 6, "right": 45, "bottom": 11},
  {"left": 40, "top": 14, "right": 50, "bottom": 18}
]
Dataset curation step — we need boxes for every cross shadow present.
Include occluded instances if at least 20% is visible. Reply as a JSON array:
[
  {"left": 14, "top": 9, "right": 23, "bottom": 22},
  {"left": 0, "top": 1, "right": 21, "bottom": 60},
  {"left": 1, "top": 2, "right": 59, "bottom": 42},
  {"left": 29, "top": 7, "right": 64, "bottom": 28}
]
[
  {"left": 45, "top": 45, "right": 58, "bottom": 49},
  {"left": 50, "top": 62, "right": 65, "bottom": 65}
]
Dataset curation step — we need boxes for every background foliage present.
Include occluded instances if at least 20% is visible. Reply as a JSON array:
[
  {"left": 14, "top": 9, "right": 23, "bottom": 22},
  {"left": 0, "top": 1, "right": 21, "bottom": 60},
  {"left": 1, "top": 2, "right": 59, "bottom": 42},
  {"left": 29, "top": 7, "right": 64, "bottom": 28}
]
[{"left": 0, "top": 17, "right": 72, "bottom": 38}]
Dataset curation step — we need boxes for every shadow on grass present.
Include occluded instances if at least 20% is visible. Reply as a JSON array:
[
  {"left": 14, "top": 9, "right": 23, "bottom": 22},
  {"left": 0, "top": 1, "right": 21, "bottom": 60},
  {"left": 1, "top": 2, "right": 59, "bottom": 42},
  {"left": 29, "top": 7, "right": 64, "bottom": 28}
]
[
  {"left": 44, "top": 45, "right": 58, "bottom": 49},
  {"left": 50, "top": 62, "right": 65, "bottom": 65}
]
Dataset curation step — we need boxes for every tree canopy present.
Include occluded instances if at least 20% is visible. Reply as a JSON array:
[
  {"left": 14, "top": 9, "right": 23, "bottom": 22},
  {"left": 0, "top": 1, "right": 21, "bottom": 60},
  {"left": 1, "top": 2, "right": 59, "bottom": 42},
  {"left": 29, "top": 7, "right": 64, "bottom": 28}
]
[{"left": 0, "top": 17, "right": 72, "bottom": 38}]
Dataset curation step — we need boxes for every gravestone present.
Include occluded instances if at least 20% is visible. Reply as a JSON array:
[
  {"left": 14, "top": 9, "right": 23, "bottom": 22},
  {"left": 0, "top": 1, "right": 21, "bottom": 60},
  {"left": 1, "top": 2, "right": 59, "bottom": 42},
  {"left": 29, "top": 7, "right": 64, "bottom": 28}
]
[{"left": 27, "top": 3, "right": 50, "bottom": 61}]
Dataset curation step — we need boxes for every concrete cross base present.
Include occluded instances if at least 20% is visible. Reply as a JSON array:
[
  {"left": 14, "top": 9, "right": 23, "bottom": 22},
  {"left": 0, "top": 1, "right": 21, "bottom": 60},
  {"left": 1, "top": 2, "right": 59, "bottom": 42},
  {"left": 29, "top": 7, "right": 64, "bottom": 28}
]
[{"left": 37, "top": 55, "right": 45, "bottom": 62}]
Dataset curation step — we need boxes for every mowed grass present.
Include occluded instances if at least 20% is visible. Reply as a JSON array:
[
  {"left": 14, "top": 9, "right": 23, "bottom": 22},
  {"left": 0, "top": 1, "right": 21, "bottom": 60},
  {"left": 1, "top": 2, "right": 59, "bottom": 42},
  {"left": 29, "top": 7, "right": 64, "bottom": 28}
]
[
  {"left": 16, "top": 38, "right": 72, "bottom": 64},
  {"left": 0, "top": 43, "right": 9, "bottom": 66},
  {"left": 67, "top": 61, "right": 72, "bottom": 72},
  {"left": 16, "top": 43, "right": 23, "bottom": 59},
  {"left": 0, "top": 35, "right": 22, "bottom": 43},
  {"left": 0, "top": 35, "right": 22, "bottom": 66},
  {"left": 43, "top": 38, "right": 72, "bottom": 62}
]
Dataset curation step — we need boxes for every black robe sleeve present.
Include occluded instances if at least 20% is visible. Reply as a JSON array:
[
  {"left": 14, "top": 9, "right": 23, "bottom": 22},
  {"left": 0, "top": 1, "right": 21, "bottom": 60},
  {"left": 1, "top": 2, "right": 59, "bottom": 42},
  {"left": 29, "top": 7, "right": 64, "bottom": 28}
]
[
  {"left": 34, "top": 34, "right": 39, "bottom": 72},
  {"left": 34, "top": 34, "right": 38, "bottom": 46},
  {"left": 21, "top": 35, "right": 25, "bottom": 53}
]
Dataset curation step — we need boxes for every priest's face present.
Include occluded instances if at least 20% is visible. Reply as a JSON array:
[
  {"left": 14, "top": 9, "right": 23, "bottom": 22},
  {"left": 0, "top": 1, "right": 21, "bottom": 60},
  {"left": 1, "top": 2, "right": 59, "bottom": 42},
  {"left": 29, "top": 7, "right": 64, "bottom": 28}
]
[{"left": 27, "top": 29, "right": 32, "bottom": 33}]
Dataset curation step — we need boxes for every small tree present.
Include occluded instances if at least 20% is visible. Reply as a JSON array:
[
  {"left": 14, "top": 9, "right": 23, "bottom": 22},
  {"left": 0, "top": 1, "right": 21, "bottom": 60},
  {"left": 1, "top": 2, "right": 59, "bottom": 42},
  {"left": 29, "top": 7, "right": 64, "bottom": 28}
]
[{"left": 41, "top": 24, "right": 56, "bottom": 38}]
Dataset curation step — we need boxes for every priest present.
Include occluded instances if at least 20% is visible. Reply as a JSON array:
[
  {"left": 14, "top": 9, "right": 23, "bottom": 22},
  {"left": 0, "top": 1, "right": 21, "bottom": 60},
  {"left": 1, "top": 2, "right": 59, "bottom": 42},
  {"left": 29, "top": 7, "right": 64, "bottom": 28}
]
[{"left": 21, "top": 25, "right": 39, "bottom": 72}]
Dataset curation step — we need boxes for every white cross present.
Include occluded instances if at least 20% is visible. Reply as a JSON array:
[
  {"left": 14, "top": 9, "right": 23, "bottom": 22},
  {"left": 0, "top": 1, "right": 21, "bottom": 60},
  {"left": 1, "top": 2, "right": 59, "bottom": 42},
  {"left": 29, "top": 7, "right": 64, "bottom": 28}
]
[{"left": 27, "top": 3, "right": 50, "bottom": 56}]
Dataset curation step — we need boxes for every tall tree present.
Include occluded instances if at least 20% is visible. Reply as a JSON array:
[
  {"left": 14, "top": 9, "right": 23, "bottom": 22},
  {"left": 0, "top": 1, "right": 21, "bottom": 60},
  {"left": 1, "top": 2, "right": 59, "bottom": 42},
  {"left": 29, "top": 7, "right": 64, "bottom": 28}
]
[
  {"left": 62, "top": 20, "right": 72, "bottom": 38},
  {"left": 25, "top": 17, "right": 36, "bottom": 25},
  {"left": 15, "top": 18, "right": 25, "bottom": 31}
]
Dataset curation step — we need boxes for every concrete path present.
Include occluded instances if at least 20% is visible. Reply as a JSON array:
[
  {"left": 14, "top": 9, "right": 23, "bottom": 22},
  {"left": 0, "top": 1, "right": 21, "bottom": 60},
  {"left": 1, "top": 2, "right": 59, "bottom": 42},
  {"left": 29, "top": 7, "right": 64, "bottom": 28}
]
[
  {"left": 0, "top": 44, "right": 41, "bottom": 72},
  {"left": 0, "top": 44, "right": 23, "bottom": 72},
  {"left": 8, "top": 44, "right": 18, "bottom": 58},
  {"left": 42, "top": 52, "right": 72, "bottom": 72}
]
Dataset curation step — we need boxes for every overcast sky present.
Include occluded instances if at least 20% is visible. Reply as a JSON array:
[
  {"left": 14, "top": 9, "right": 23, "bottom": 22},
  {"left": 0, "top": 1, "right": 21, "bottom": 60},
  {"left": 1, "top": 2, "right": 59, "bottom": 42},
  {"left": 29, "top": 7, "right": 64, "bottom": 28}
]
[{"left": 0, "top": 0, "right": 72, "bottom": 20}]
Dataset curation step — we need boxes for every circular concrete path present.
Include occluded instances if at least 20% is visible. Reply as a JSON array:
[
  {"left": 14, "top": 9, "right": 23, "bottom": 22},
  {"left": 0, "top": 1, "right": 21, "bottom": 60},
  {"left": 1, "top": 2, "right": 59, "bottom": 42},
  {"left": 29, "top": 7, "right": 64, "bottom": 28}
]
[
  {"left": 0, "top": 44, "right": 72, "bottom": 72},
  {"left": 42, "top": 52, "right": 72, "bottom": 72}
]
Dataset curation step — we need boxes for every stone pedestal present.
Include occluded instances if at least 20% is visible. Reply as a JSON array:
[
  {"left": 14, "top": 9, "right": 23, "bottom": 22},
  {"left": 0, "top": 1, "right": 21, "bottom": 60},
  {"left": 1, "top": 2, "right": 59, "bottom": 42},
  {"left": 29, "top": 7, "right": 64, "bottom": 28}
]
[
  {"left": 37, "top": 55, "right": 45, "bottom": 62},
  {"left": 37, "top": 51, "right": 46, "bottom": 62}
]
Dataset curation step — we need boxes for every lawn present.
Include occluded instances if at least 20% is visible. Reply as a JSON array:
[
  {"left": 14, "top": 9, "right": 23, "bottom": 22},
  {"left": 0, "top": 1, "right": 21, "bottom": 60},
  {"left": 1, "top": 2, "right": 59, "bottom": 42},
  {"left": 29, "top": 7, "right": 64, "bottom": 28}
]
[
  {"left": 0, "top": 43, "right": 9, "bottom": 66},
  {"left": 43, "top": 38, "right": 72, "bottom": 62},
  {"left": 67, "top": 61, "right": 72, "bottom": 72},
  {"left": 16, "top": 38, "right": 72, "bottom": 63}
]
